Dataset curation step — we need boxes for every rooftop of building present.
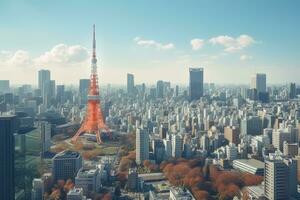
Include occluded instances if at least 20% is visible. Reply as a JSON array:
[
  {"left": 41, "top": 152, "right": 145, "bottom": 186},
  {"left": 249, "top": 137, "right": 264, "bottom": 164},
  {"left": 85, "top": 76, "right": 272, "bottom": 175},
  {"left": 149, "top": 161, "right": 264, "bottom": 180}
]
[
  {"left": 0, "top": 114, "right": 16, "bottom": 119},
  {"left": 149, "top": 190, "right": 169, "bottom": 200},
  {"left": 68, "top": 187, "right": 83, "bottom": 195},
  {"left": 170, "top": 187, "right": 195, "bottom": 199},
  {"left": 138, "top": 173, "right": 165, "bottom": 182},
  {"left": 76, "top": 168, "right": 98, "bottom": 178},
  {"left": 246, "top": 184, "right": 265, "bottom": 198},
  {"left": 53, "top": 150, "right": 81, "bottom": 160},
  {"left": 189, "top": 67, "right": 203, "bottom": 71},
  {"left": 233, "top": 159, "right": 264, "bottom": 168}
]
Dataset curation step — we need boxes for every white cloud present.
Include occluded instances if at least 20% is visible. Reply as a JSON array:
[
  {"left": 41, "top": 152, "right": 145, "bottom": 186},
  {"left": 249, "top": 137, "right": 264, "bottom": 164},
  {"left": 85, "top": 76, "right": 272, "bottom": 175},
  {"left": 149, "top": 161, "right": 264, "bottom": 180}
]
[
  {"left": 134, "top": 37, "right": 175, "bottom": 50},
  {"left": 35, "top": 44, "right": 89, "bottom": 65},
  {"left": 0, "top": 44, "right": 90, "bottom": 71},
  {"left": 0, "top": 44, "right": 91, "bottom": 85},
  {"left": 209, "top": 34, "right": 255, "bottom": 52},
  {"left": 240, "top": 54, "right": 253, "bottom": 61},
  {"left": 0, "top": 50, "right": 32, "bottom": 67},
  {"left": 190, "top": 38, "right": 204, "bottom": 50}
]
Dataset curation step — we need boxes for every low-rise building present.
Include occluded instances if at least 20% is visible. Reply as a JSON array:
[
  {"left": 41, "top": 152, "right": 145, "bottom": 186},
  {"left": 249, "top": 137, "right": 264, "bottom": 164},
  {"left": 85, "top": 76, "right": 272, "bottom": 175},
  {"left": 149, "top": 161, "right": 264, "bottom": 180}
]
[
  {"left": 233, "top": 159, "right": 264, "bottom": 175},
  {"left": 67, "top": 188, "right": 87, "bottom": 200},
  {"left": 75, "top": 168, "right": 101, "bottom": 195},
  {"left": 169, "top": 187, "right": 195, "bottom": 200}
]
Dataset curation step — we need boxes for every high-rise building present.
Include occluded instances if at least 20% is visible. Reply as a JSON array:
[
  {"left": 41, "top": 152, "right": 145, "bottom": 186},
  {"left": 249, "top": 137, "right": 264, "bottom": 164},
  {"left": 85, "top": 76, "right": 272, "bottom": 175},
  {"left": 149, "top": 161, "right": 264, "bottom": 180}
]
[
  {"left": 272, "top": 128, "right": 292, "bottom": 152},
  {"left": 150, "top": 87, "right": 156, "bottom": 99},
  {"left": 52, "top": 151, "right": 82, "bottom": 181},
  {"left": 264, "top": 156, "right": 298, "bottom": 200},
  {"left": 152, "top": 139, "right": 165, "bottom": 163},
  {"left": 56, "top": 85, "right": 65, "bottom": 104},
  {"left": 136, "top": 128, "right": 149, "bottom": 165},
  {"left": 163, "top": 139, "right": 172, "bottom": 160},
  {"left": 172, "top": 134, "right": 183, "bottom": 158},
  {"left": 159, "top": 123, "right": 168, "bottom": 139},
  {"left": 156, "top": 80, "right": 164, "bottom": 98},
  {"left": 240, "top": 116, "right": 263, "bottom": 136},
  {"left": 283, "top": 142, "right": 298, "bottom": 157},
  {"left": 38, "top": 69, "right": 50, "bottom": 90},
  {"left": 224, "top": 126, "right": 240, "bottom": 145},
  {"left": 38, "top": 69, "right": 51, "bottom": 96},
  {"left": 31, "top": 173, "right": 51, "bottom": 200},
  {"left": 40, "top": 121, "right": 51, "bottom": 154},
  {"left": 200, "top": 134, "right": 209, "bottom": 151},
  {"left": 175, "top": 85, "right": 179, "bottom": 97},
  {"left": 295, "top": 155, "right": 300, "bottom": 185},
  {"left": 251, "top": 73, "right": 266, "bottom": 94},
  {"left": 0, "top": 80, "right": 10, "bottom": 94},
  {"left": 289, "top": 82, "right": 296, "bottom": 99},
  {"left": 49, "top": 80, "right": 56, "bottom": 98},
  {"left": 189, "top": 68, "right": 203, "bottom": 101},
  {"left": 31, "top": 178, "right": 44, "bottom": 200},
  {"left": 79, "top": 79, "right": 90, "bottom": 105},
  {"left": 127, "top": 73, "right": 135, "bottom": 95},
  {"left": 0, "top": 115, "right": 17, "bottom": 200},
  {"left": 226, "top": 143, "right": 238, "bottom": 160},
  {"left": 127, "top": 168, "right": 138, "bottom": 191}
]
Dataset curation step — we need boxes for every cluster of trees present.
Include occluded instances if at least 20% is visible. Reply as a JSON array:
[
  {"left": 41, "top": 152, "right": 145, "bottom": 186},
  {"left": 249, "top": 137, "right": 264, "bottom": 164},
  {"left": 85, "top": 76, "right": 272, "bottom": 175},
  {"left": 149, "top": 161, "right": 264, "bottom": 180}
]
[
  {"left": 208, "top": 165, "right": 263, "bottom": 199},
  {"left": 119, "top": 132, "right": 136, "bottom": 153},
  {"left": 74, "top": 141, "right": 95, "bottom": 151},
  {"left": 44, "top": 179, "right": 74, "bottom": 200},
  {"left": 94, "top": 192, "right": 112, "bottom": 200},
  {"left": 51, "top": 143, "right": 68, "bottom": 153},
  {"left": 43, "top": 179, "right": 113, "bottom": 200},
  {"left": 81, "top": 149, "right": 102, "bottom": 160},
  {"left": 161, "top": 159, "right": 263, "bottom": 200},
  {"left": 161, "top": 158, "right": 210, "bottom": 199},
  {"left": 118, "top": 151, "right": 136, "bottom": 172},
  {"left": 117, "top": 151, "right": 136, "bottom": 186},
  {"left": 143, "top": 160, "right": 159, "bottom": 172}
]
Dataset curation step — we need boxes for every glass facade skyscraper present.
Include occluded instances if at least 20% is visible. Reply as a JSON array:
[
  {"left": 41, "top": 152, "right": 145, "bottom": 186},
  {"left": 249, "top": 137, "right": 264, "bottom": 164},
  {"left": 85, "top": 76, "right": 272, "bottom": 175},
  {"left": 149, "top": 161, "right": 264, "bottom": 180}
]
[
  {"left": 0, "top": 115, "right": 17, "bottom": 200},
  {"left": 251, "top": 73, "right": 266, "bottom": 93},
  {"left": 189, "top": 68, "right": 203, "bottom": 101},
  {"left": 127, "top": 73, "right": 135, "bottom": 95}
]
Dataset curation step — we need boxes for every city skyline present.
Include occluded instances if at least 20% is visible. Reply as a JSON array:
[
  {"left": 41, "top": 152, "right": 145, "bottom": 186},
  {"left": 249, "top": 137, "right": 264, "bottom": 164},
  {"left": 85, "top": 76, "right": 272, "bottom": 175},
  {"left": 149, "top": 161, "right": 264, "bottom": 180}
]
[
  {"left": 2, "top": 2, "right": 300, "bottom": 199},
  {"left": 0, "top": 0, "right": 300, "bottom": 85}
]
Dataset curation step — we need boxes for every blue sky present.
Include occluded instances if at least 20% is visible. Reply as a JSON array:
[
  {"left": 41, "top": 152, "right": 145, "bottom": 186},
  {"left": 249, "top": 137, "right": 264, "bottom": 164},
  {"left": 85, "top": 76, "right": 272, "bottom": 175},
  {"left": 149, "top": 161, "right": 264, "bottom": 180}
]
[{"left": 0, "top": 0, "right": 299, "bottom": 85}]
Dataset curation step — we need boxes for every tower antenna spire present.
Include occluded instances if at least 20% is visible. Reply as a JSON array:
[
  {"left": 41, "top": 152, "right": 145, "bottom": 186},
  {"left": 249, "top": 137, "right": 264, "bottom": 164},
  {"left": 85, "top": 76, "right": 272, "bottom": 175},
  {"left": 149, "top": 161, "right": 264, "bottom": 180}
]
[{"left": 93, "top": 24, "right": 96, "bottom": 58}]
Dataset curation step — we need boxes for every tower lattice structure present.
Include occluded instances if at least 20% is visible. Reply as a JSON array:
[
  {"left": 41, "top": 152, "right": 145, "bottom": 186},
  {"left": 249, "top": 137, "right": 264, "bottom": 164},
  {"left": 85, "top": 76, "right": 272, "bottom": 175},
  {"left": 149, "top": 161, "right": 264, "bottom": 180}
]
[{"left": 72, "top": 25, "right": 109, "bottom": 144}]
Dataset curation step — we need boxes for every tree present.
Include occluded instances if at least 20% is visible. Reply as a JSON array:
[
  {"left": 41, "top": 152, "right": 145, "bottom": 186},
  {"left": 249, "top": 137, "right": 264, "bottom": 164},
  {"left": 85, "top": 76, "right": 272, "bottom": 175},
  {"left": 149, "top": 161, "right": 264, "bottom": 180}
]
[
  {"left": 192, "top": 187, "right": 209, "bottom": 200},
  {"left": 143, "top": 160, "right": 151, "bottom": 168},
  {"left": 102, "top": 193, "right": 112, "bottom": 200},
  {"left": 64, "top": 179, "right": 74, "bottom": 192},
  {"left": 242, "top": 173, "right": 263, "bottom": 186},
  {"left": 74, "top": 141, "right": 84, "bottom": 151}
]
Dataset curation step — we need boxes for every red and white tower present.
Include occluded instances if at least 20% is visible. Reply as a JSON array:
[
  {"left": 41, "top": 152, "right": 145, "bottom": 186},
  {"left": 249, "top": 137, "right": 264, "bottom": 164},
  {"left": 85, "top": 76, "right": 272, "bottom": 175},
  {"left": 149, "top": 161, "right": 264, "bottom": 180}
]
[{"left": 72, "top": 25, "right": 109, "bottom": 144}]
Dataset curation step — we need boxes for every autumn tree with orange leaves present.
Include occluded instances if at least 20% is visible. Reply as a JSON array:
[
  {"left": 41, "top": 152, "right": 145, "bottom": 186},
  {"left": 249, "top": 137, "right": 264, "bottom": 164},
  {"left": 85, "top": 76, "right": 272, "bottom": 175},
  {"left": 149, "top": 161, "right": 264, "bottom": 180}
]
[
  {"left": 44, "top": 179, "right": 75, "bottom": 200},
  {"left": 118, "top": 151, "right": 136, "bottom": 172},
  {"left": 161, "top": 159, "right": 263, "bottom": 200}
]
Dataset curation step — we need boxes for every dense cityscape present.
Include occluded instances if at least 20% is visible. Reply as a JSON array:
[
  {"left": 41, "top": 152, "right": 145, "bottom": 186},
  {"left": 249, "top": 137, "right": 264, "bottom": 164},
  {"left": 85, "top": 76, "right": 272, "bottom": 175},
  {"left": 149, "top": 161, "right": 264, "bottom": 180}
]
[
  {"left": 1, "top": 27, "right": 300, "bottom": 199},
  {"left": 1, "top": 1, "right": 300, "bottom": 200}
]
